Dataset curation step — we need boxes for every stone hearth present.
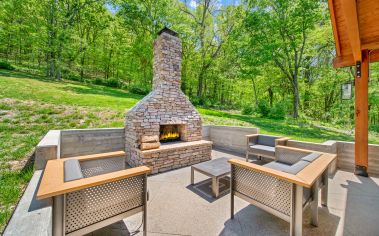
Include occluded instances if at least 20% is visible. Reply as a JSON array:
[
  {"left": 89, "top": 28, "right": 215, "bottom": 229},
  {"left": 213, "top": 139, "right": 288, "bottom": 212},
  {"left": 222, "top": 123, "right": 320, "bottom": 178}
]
[{"left": 125, "top": 28, "right": 212, "bottom": 173}]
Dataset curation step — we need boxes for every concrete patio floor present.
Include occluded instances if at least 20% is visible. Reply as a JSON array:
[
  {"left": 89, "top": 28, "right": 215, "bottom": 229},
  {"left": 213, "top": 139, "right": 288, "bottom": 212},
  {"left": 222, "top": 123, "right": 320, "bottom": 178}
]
[{"left": 87, "top": 149, "right": 379, "bottom": 236}]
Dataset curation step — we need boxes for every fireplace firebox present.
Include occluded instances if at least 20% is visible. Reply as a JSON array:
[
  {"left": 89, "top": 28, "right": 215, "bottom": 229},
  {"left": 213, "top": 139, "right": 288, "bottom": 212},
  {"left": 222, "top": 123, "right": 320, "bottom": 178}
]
[{"left": 160, "top": 124, "right": 182, "bottom": 143}]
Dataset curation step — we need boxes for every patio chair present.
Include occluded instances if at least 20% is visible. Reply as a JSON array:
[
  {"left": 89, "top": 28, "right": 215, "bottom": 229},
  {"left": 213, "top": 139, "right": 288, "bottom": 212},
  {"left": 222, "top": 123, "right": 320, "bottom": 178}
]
[
  {"left": 230, "top": 146, "right": 336, "bottom": 236},
  {"left": 37, "top": 151, "right": 151, "bottom": 236},
  {"left": 245, "top": 134, "right": 289, "bottom": 161}
]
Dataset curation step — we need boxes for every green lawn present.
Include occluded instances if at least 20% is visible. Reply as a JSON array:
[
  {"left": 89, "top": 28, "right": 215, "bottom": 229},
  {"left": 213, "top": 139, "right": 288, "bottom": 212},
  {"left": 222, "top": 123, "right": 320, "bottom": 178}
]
[{"left": 0, "top": 69, "right": 376, "bottom": 231}]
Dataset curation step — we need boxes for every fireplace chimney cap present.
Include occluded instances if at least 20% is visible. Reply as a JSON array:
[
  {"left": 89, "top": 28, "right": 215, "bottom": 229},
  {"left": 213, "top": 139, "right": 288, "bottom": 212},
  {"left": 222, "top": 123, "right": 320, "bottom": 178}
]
[{"left": 158, "top": 27, "right": 178, "bottom": 37}]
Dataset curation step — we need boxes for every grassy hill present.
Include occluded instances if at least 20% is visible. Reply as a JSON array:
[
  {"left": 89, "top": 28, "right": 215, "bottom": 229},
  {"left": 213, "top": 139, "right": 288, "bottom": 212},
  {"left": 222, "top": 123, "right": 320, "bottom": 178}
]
[{"left": 0, "top": 69, "right": 377, "bottom": 231}]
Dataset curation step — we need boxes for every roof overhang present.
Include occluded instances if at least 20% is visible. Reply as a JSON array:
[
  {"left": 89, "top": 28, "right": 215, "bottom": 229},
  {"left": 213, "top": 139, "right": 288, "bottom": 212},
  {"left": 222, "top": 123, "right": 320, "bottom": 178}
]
[{"left": 328, "top": 0, "right": 379, "bottom": 68}]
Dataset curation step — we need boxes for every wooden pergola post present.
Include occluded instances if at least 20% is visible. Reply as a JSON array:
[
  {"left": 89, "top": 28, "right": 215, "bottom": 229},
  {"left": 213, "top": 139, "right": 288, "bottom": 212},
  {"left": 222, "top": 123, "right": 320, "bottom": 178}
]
[
  {"left": 327, "top": 0, "right": 379, "bottom": 177},
  {"left": 354, "top": 50, "right": 369, "bottom": 176}
]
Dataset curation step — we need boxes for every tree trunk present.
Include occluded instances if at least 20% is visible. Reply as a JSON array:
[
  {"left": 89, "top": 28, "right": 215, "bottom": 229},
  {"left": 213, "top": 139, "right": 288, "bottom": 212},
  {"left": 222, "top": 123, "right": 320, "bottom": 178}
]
[
  {"left": 252, "top": 77, "right": 258, "bottom": 106},
  {"left": 197, "top": 70, "right": 204, "bottom": 97},
  {"left": 292, "top": 78, "right": 300, "bottom": 118},
  {"left": 268, "top": 87, "right": 274, "bottom": 107}
]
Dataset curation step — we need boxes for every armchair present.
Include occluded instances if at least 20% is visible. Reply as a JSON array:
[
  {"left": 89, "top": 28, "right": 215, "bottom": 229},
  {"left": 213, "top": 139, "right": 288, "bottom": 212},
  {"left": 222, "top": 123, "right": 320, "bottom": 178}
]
[
  {"left": 230, "top": 146, "right": 336, "bottom": 236},
  {"left": 37, "top": 151, "right": 151, "bottom": 236},
  {"left": 246, "top": 134, "right": 289, "bottom": 161}
]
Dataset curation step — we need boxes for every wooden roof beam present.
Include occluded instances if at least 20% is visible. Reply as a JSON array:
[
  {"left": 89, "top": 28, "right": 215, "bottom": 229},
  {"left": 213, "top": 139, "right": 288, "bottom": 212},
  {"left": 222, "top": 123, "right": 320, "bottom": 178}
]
[
  {"left": 333, "top": 50, "right": 379, "bottom": 68},
  {"left": 328, "top": 0, "right": 341, "bottom": 56},
  {"left": 341, "top": 0, "right": 362, "bottom": 62}
]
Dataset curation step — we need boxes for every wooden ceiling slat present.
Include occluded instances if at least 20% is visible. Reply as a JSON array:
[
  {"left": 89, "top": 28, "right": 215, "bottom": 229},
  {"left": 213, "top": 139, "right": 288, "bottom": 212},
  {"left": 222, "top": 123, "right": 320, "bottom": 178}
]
[{"left": 357, "top": 0, "right": 379, "bottom": 47}]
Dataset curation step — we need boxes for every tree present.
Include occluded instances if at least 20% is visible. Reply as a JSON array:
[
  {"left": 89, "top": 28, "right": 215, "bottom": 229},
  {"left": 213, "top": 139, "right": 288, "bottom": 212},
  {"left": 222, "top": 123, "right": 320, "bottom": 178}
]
[
  {"left": 244, "top": 0, "right": 322, "bottom": 118},
  {"left": 180, "top": 0, "right": 234, "bottom": 98}
]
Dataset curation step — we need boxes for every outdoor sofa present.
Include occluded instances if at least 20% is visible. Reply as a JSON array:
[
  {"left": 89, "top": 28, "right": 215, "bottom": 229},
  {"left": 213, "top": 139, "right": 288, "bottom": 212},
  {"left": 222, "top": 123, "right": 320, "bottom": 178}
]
[
  {"left": 246, "top": 134, "right": 289, "bottom": 161},
  {"left": 230, "top": 146, "right": 336, "bottom": 236},
  {"left": 37, "top": 151, "right": 151, "bottom": 236}
]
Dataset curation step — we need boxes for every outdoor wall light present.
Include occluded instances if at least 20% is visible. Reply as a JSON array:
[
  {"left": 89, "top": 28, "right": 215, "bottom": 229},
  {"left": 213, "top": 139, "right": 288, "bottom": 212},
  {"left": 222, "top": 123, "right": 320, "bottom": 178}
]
[{"left": 341, "top": 82, "right": 352, "bottom": 100}]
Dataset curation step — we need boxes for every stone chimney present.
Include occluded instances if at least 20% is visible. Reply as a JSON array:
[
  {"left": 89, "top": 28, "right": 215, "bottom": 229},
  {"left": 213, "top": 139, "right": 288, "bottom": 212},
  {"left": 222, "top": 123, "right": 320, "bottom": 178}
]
[
  {"left": 153, "top": 27, "right": 182, "bottom": 90},
  {"left": 124, "top": 27, "right": 211, "bottom": 174}
]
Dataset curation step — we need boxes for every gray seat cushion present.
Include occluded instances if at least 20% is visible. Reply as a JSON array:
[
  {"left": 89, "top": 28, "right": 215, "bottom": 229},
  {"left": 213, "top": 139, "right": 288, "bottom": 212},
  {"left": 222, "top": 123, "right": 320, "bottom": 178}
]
[
  {"left": 64, "top": 159, "right": 84, "bottom": 182},
  {"left": 263, "top": 161, "right": 290, "bottom": 172},
  {"left": 257, "top": 135, "right": 279, "bottom": 147},
  {"left": 250, "top": 145, "right": 276, "bottom": 158},
  {"left": 264, "top": 160, "right": 310, "bottom": 175},
  {"left": 284, "top": 160, "right": 310, "bottom": 175},
  {"left": 302, "top": 152, "right": 321, "bottom": 163}
]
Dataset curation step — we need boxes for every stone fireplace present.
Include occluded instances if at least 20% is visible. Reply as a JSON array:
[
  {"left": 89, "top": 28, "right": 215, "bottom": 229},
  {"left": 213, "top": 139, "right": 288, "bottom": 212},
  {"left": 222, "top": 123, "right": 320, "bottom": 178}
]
[{"left": 125, "top": 28, "right": 212, "bottom": 174}]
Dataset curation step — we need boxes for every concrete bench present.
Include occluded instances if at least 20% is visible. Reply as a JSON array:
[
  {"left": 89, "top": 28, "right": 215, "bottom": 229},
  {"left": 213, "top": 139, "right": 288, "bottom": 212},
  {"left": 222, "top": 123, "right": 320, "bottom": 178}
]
[{"left": 3, "top": 170, "right": 52, "bottom": 236}]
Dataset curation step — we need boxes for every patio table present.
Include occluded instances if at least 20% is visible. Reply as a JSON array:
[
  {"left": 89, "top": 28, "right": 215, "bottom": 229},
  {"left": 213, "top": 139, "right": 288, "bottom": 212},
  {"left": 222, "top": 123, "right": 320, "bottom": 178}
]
[{"left": 191, "top": 157, "right": 231, "bottom": 197}]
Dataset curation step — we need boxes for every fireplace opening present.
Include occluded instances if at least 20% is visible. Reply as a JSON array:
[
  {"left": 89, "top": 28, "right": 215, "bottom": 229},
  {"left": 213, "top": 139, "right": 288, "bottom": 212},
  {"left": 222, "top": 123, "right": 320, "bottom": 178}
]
[{"left": 160, "top": 125, "right": 182, "bottom": 143}]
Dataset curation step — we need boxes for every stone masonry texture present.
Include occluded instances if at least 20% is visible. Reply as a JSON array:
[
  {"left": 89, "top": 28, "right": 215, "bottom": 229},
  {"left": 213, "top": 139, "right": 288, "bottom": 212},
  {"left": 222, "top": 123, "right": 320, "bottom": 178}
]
[{"left": 125, "top": 29, "right": 211, "bottom": 171}]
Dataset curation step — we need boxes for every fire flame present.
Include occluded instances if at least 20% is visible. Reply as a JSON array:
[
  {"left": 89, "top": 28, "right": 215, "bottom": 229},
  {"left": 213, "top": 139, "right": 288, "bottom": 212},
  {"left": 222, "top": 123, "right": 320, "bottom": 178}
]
[{"left": 160, "top": 132, "right": 179, "bottom": 141}]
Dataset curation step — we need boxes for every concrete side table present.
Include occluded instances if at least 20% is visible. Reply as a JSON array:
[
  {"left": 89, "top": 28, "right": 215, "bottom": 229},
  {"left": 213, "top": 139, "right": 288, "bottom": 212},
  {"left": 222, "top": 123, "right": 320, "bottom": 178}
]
[{"left": 191, "top": 157, "right": 231, "bottom": 197}]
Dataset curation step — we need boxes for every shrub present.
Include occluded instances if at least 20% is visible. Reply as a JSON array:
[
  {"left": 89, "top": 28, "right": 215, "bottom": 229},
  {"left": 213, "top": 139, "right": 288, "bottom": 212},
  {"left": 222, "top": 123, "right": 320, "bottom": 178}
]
[
  {"left": 241, "top": 104, "right": 254, "bottom": 115},
  {"left": 129, "top": 84, "right": 150, "bottom": 95},
  {"left": 268, "top": 103, "right": 287, "bottom": 119},
  {"left": 92, "top": 77, "right": 122, "bottom": 88},
  {"left": 0, "top": 60, "right": 15, "bottom": 70},
  {"left": 190, "top": 96, "right": 204, "bottom": 106},
  {"left": 66, "top": 72, "right": 83, "bottom": 82},
  {"left": 104, "top": 78, "right": 121, "bottom": 88},
  {"left": 257, "top": 100, "right": 270, "bottom": 117},
  {"left": 370, "top": 124, "right": 379, "bottom": 133}
]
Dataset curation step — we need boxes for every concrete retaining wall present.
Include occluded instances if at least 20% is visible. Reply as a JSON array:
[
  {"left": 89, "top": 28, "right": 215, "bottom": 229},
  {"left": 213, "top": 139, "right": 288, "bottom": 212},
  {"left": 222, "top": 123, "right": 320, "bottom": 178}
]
[
  {"left": 60, "top": 128, "right": 125, "bottom": 158},
  {"left": 336, "top": 141, "right": 379, "bottom": 176},
  {"left": 33, "top": 126, "right": 379, "bottom": 176},
  {"left": 203, "top": 125, "right": 259, "bottom": 154},
  {"left": 34, "top": 130, "right": 60, "bottom": 170}
]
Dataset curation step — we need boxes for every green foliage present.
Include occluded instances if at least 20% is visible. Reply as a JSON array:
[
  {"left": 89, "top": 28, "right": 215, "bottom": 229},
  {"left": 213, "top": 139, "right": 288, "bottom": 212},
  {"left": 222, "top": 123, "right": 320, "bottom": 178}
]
[
  {"left": 128, "top": 84, "right": 150, "bottom": 96},
  {"left": 93, "top": 77, "right": 122, "bottom": 88},
  {"left": 257, "top": 100, "right": 270, "bottom": 117},
  {"left": 268, "top": 103, "right": 287, "bottom": 120},
  {"left": 241, "top": 104, "right": 254, "bottom": 115},
  {"left": 370, "top": 124, "right": 379, "bottom": 133},
  {"left": 190, "top": 96, "right": 205, "bottom": 106},
  {"left": 0, "top": 61, "right": 15, "bottom": 70}
]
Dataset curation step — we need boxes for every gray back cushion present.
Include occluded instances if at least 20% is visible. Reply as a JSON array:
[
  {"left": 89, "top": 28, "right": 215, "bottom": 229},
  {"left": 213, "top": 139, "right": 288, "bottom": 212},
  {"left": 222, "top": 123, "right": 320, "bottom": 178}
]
[
  {"left": 276, "top": 149, "right": 309, "bottom": 165},
  {"left": 257, "top": 135, "right": 279, "bottom": 147},
  {"left": 302, "top": 152, "right": 321, "bottom": 163},
  {"left": 64, "top": 159, "right": 84, "bottom": 182}
]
